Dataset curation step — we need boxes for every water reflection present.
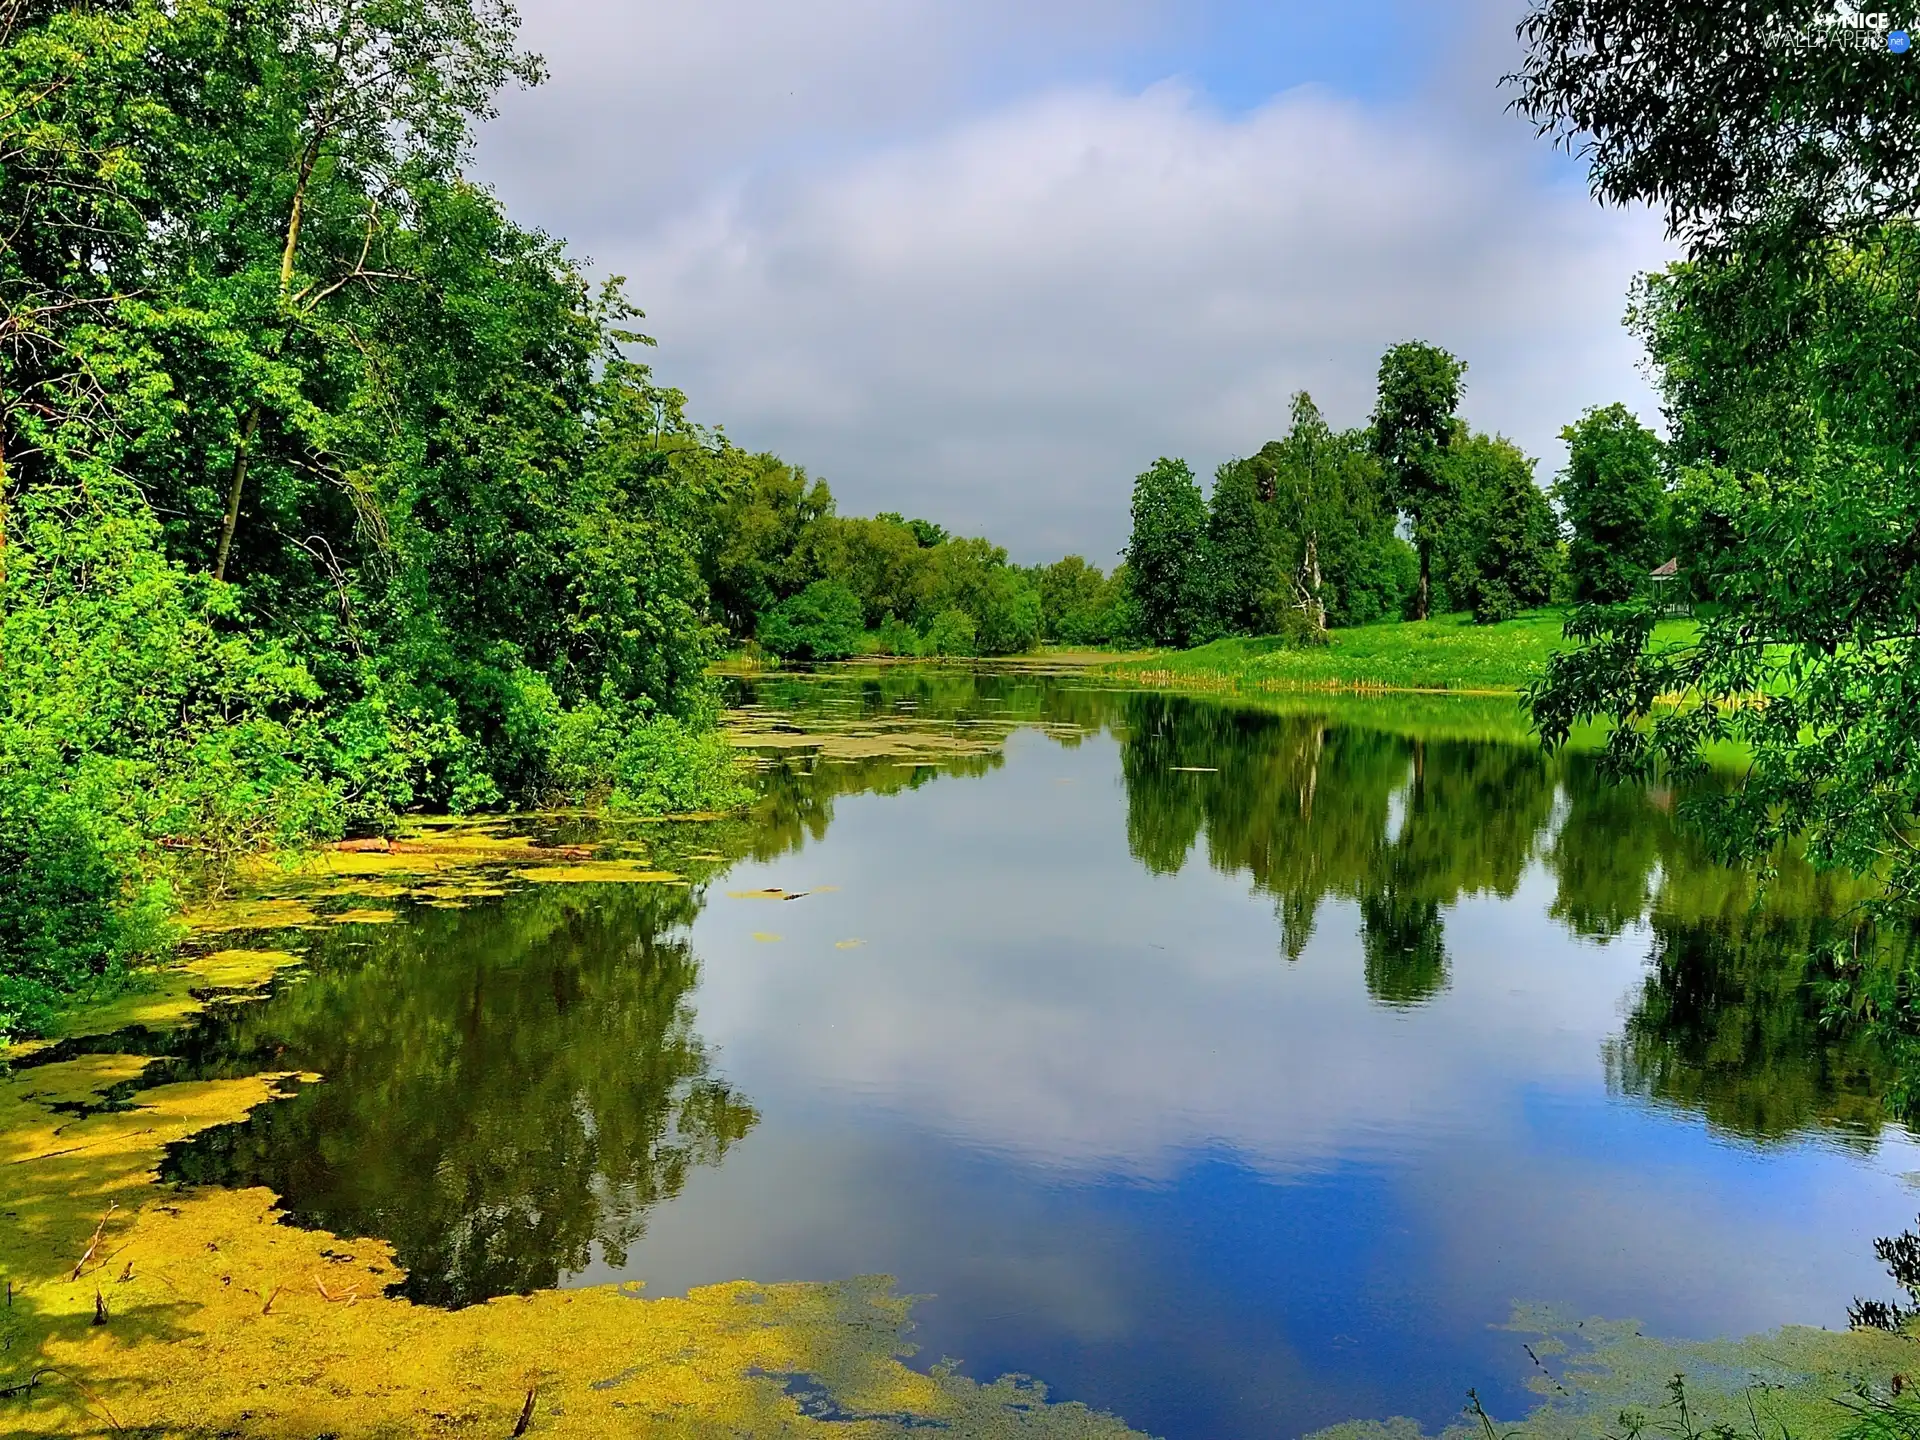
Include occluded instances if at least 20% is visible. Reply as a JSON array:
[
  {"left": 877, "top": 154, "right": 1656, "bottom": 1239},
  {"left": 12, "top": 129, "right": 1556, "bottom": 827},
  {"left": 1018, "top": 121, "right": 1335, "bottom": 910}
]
[
  {"left": 164, "top": 885, "right": 756, "bottom": 1306},
  {"left": 153, "top": 670, "right": 1918, "bottom": 1439}
]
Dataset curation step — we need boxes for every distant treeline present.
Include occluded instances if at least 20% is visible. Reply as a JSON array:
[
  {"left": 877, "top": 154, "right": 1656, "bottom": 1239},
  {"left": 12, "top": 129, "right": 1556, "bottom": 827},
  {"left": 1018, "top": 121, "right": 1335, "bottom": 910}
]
[
  {"left": 704, "top": 459, "right": 1126, "bottom": 660},
  {"left": 727, "top": 344, "right": 1679, "bottom": 662},
  {"left": 1120, "top": 343, "right": 1674, "bottom": 649}
]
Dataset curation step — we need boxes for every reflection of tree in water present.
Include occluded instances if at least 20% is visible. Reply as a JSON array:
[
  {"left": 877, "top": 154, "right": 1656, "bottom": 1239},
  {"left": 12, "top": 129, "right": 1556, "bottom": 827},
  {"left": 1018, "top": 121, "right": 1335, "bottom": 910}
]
[
  {"left": 1107, "top": 689, "right": 1904, "bottom": 1139},
  {"left": 1608, "top": 914, "right": 1900, "bottom": 1141},
  {"left": 164, "top": 884, "right": 757, "bottom": 1307},
  {"left": 746, "top": 673, "right": 1905, "bottom": 1144},
  {"left": 1361, "top": 886, "right": 1448, "bottom": 1008},
  {"left": 1117, "top": 692, "right": 1553, "bottom": 994}
]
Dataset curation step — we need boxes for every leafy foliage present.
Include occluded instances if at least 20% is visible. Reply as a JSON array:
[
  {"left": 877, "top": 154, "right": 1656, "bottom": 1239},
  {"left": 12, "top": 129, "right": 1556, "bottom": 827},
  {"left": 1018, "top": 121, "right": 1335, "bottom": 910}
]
[
  {"left": 1509, "top": 0, "right": 1920, "bottom": 257},
  {"left": 1438, "top": 432, "right": 1560, "bottom": 625},
  {"left": 1372, "top": 342, "right": 1468, "bottom": 620},
  {"left": 1124, "top": 457, "right": 1211, "bottom": 647},
  {"left": 1520, "top": 10, "right": 1920, "bottom": 946},
  {"left": 757, "top": 581, "right": 866, "bottom": 662},
  {"left": 0, "top": 0, "right": 751, "bottom": 1034},
  {"left": 1557, "top": 403, "right": 1670, "bottom": 603}
]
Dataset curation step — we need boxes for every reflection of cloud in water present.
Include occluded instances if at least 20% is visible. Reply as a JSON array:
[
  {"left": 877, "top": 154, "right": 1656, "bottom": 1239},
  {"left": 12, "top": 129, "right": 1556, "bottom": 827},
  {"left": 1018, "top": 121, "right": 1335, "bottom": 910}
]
[
  {"left": 680, "top": 725, "right": 1920, "bottom": 1349},
  {"left": 696, "top": 731, "right": 1646, "bottom": 1177}
]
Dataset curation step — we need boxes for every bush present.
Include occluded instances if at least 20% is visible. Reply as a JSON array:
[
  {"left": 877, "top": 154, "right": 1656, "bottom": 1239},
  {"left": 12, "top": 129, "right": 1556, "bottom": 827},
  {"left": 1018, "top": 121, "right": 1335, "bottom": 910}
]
[
  {"left": 976, "top": 574, "right": 1043, "bottom": 654},
  {"left": 544, "top": 702, "right": 751, "bottom": 814},
  {"left": 860, "top": 614, "right": 922, "bottom": 656},
  {"left": 920, "top": 609, "right": 978, "bottom": 656},
  {"left": 757, "top": 581, "right": 865, "bottom": 661},
  {"left": 0, "top": 489, "right": 352, "bottom": 1037},
  {"left": 0, "top": 783, "right": 174, "bottom": 1038},
  {"left": 1471, "top": 578, "right": 1521, "bottom": 626}
]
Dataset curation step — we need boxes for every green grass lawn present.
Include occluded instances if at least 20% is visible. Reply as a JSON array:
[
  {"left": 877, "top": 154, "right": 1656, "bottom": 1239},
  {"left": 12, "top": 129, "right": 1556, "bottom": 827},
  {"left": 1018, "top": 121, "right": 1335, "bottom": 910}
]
[{"left": 1102, "top": 609, "right": 1699, "bottom": 695}]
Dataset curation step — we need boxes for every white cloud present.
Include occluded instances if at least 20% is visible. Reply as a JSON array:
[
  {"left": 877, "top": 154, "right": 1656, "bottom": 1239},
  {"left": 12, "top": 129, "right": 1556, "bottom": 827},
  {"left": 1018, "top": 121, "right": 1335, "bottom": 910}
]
[{"left": 478, "top": 4, "right": 1673, "bottom": 562}]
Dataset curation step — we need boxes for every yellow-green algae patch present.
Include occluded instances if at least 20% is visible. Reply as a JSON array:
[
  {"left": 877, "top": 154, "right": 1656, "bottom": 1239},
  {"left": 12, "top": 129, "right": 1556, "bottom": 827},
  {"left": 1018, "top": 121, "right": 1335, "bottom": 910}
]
[
  {"left": 182, "top": 897, "right": 321, "bottom": 935},
  {"left": 327, "top": 908, "right": 399, "bottom": 925},
  {"left": 0, "top": 1053, "right": 1145, "bottom": 1436},
  {"left": 1309, "top": 1307, "right": 1918, "bottom": 1440},
  {"left": 3, "top": 950, "right": 303, "bottom": 1063},
  {"left": 1, "top": 835, "right": 1146, "bottom": 1437},
  {"left": 514, "top": 863, "right": 684, "bottom": 884}
]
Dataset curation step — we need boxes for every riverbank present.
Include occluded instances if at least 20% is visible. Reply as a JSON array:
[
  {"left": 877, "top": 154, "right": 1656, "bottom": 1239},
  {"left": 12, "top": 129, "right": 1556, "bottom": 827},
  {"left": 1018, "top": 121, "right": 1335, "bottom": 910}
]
[{"left": 1098, "top": 610, "right": 1698, "bottom": 696}]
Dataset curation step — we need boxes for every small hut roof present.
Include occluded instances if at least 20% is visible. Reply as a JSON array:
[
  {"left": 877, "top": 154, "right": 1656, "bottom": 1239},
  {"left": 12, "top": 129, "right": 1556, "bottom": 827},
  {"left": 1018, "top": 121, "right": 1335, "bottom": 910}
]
[{"left": 1650, "top": 557, "right": 1680, "bottom": 578}]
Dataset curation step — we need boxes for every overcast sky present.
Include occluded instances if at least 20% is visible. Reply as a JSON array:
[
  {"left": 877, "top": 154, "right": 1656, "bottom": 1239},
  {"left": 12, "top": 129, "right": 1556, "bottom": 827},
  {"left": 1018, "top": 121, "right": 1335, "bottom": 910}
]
[{"left": 471, "top": 0, "right": 1673, "bottom": 565}]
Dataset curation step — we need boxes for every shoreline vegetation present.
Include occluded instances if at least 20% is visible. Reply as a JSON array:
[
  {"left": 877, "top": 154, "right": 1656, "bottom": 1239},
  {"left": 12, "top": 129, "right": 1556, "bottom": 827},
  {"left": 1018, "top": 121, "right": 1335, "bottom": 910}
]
[
  {"left": 0, "top": 827, "right": 1155, "bottom": 1437},
  {"left": 1093, "top": 609, "right": 1696, "bottom": 697}
]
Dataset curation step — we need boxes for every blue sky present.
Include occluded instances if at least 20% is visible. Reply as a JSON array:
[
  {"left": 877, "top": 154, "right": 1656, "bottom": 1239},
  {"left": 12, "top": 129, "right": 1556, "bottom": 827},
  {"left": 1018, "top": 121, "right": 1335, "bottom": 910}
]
[{"left": 475, "top": 0, "right": 1669, "bottom": 563}]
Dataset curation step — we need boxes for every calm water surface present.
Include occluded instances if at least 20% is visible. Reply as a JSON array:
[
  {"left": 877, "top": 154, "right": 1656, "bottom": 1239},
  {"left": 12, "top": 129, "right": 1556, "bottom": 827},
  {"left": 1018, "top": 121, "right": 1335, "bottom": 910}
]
[{"left": 158, "top": 671, "right": 1920, "bottom": 1439}]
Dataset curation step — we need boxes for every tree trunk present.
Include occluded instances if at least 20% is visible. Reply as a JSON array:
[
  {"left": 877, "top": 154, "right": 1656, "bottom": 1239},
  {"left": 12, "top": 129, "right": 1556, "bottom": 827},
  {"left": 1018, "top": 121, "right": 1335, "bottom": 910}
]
[
  {"left": 1305, "top": 534, "right": 1325, "bottom": 632},
  {"left": 1416, "top": 542, "right": 1431, "bottom": 621},
  {"left": 213, "top": 405, "right": 260, "bottom": 583},
  {"left": 216, "top": 148, "right": 313, "bottom": 580}
]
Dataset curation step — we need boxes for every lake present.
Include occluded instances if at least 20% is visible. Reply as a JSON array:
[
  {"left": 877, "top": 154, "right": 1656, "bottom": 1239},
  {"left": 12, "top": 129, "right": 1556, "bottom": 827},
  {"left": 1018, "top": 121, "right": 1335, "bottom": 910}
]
[{"left": 151, "top": 668, "right": 1920, "bottom": 1438}]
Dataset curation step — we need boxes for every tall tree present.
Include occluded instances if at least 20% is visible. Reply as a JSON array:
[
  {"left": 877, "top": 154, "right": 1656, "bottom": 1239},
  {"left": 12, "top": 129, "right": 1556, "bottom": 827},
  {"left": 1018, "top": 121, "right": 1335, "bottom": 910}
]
[
  {"left": 1124, "top": 457, "right": 1209, "bottom": 647},
  {"left": 1442, "top": 433, "right": 1560, "bottom": 625},
  {"left": 1264, "top": 392, "right": 1407, "bottom": 629},
  {"left": 1371, "top": 342, "right": 1466, "bottom": 620},
  {"left": 1206, "top": 457, "right": 1284, "bottom": 635},
  {"left": 1517, "top": 1, "right": 1920, "bottom": 957},
  {"left": 210, "top": 0, "right": 541, "bottom": 581},
  {"left": 1557, "top": 403, "right": 1667, "bottom": 603}
]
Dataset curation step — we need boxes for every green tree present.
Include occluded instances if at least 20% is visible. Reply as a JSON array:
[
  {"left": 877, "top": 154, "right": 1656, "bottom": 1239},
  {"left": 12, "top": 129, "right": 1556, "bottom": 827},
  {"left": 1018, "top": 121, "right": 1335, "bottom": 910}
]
[
  {"left": 1206, "top": 456, "right": 1286, "bottom": 635},
  {"left": 1035, "top": 556, "right": 1120, "bottom": 645},
  {"left": 757, "top": 580, "right": 864, "bottom": 661},
  {"left": 1263, "top": 393, "right": 1411, "bottom": 628},
  {"left": 1371, "top": 342, "right": 1466, "bottom": 620},
  {"left": 1510, "top": 0, "right": 1920, "bottom": 259},
  {"left": 973, "top": 569, "right": 1043, "bottom": 655},
  {"left": 1441, "top": 433, "right": 1559, "bottom": 624},
  {"left": 1124, "top": 457, "right": 1209, "bottom": 646},
  {"left": 921, "top": 608, "right": 977, "bottom": 657},
  {"left": 1520, "top": 4, "right": 1920, "bottom": 958},
  {"left": 0, "top": 0, "right": 752, "bottom": 1032},
  {"left": 703, "top": 457, "right": 835, "bottom": 635},
  {"left": 1557, "top": 403, "right": 1667, "bottom": 603}
]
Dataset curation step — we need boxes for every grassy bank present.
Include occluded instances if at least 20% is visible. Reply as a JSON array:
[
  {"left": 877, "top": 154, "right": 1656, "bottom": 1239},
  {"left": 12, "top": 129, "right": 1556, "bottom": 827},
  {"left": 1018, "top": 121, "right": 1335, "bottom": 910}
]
[{"left": 1102, "top": 609, "right": 1698, "bottom": 696}]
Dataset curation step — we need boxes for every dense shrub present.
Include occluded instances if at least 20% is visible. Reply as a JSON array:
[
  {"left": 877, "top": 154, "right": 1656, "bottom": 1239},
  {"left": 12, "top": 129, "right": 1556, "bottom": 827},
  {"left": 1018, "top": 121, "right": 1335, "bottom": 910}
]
[
  {"left": 757, "top": 581, "right": 865, "bottom": 660},
  {"left": 544, "top": 703, "right": 750, "bottom": 814},
  {"left": 920, "top": 609, "right": 978, "bottom": 656}
]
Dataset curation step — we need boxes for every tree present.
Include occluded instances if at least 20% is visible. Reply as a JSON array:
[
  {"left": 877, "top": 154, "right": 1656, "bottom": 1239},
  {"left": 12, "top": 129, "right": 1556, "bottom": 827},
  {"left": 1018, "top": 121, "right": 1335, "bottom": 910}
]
[
  {"left": 1035, "top": 556, "right": 1120, "bottom": 645},
  {"left": 1205, "top": 457, "right": 1285, "bottom": 635},
  {"left": 921, "top": 608, "right": 977, "bottom": 657},
  {"left": 1442, "top": 433, "right": 1560, "bottom": 624},
  {"left": 756, "top": 580, "right": 864, "bottom": 661},
  {"left": 0, "top": 0, "right": 754, "bottom": 1032},
  {"left": 1264, "top": 392, "right": 1411, "bottom": 629},
  {"left": 1124, "top": 457, "right": 1209, "bottom": 646},
  {"left": 1518, "top": 2, "right": 1920, "bottom": 965},
  {"left": 703, "top": 457, "right": 835, "bottom": 634},
  {"left": 1509, "top": 1, "right": 1920, "bottom": 259},
  {"left": 1558, "top": 403, "right": 1667, "bottom": 602},
  {"left": 1371, "top": 342, "right": 1467, "bottom": 619},
  {"left": 973, "top": 570, "right": 1043, "bottom": 655},
  {"left": 209, "top": 0, "right": 542, "bottom": 581}
]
